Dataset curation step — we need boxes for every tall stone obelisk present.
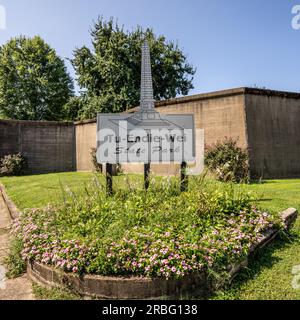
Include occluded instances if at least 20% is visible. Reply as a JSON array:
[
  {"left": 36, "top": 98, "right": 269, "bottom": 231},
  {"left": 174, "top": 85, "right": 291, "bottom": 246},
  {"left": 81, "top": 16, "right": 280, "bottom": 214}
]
[
  {"left": 140, "top": 40, "right": 156, "bottom": 113},
  {"left": 128, "top": 39, "right": 176, "bottom": 128}
]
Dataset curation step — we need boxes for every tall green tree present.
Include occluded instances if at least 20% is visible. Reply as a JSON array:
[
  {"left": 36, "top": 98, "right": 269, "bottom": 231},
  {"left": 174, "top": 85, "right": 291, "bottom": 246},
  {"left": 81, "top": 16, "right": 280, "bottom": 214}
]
[
  {"left": 0, "top": 36, "right": 74, "bottom": 121},
  {"left": 72, "top": 18, "right": 196, "bottom": 119}
]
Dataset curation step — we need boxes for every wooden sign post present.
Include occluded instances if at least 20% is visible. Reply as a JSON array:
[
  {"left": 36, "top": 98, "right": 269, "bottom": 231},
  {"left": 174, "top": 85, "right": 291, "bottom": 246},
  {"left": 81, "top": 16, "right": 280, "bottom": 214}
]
[
  {"left": 106, "top": 163, "right": 113, "bottom": 195},
  {"left": 180, "top": 162, "right": 188, "bottom": 192},
  {"left": 144, "top": 163, "right": 151, "bottom": 190}
]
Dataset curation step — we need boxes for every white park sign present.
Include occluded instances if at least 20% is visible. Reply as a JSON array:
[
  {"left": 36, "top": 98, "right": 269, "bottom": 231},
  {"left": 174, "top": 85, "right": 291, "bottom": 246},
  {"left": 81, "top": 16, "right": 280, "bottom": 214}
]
[{"left": 97, "top": 113, "right": 195, "bottom": 164}]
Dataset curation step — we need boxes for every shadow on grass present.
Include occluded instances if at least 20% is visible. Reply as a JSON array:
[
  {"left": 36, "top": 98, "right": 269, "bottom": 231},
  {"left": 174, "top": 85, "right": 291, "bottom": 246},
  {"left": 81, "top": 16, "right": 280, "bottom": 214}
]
[
  {"left": 248, "top": 180, "right": 284, "bottom": 185},
  {"left": 255, "top": 198, "right": 273, "bottom": 203},
  {"left": 201, "top": 229, "right": 300, "bottom": 300}
]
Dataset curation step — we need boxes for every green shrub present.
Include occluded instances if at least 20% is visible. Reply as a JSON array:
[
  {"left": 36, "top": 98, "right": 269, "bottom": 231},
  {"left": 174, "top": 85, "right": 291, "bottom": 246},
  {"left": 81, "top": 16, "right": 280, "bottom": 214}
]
[
  {"left": 5, "top": 238, "right": 26, "bottom": 278},
  {"left": 90, "top": 148, "right": 102, "bottom": 173},
  {"left": 91, "top": 148, "right": 124, "bottom": 175},
  {"left": 32, "top": 283, "right": 81, "bottom": 300},
  {"left": 0, "top": 153, "right": 27, "bottom": 176},
  {"left": 205, "top": 138, "right": 249, "bottom": 183}
]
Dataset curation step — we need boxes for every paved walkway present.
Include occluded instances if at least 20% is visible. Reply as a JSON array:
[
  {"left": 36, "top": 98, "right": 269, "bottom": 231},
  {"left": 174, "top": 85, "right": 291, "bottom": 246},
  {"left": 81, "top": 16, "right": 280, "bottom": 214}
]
[{"left": 0, "top": 191, "right": 34, "bottom": 300}]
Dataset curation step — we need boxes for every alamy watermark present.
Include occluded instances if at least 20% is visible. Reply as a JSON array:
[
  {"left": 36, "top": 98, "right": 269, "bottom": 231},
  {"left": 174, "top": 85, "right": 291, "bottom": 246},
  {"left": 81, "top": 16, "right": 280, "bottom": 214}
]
[
  {"left": 292, "top": 265, "right": 300, "bottom": 290},
  {"left": 97, "top": 119, "right": 195, "bottom": 163},
  {"left": 0, "top": 4, "right": 6, "bottom": 30},
  {"left": 292, "top": 5, "right": 300, "bottom": 30}
]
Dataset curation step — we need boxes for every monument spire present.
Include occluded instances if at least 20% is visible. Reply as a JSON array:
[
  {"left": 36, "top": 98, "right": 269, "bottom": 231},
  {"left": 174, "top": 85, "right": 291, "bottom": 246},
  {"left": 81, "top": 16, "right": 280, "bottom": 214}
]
[
  {"left": 127, "top": 39, "right": 177, "bottom": 129},
  {"left": 140, "top": 40, "right": 155, "bottom": 113}
]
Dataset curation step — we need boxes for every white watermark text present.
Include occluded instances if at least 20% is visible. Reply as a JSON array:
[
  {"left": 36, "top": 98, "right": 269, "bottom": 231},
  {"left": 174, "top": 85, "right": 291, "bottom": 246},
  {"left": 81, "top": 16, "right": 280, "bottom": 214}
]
[{"left": 292, "top": 5, "right": 300, "bottom": 30}]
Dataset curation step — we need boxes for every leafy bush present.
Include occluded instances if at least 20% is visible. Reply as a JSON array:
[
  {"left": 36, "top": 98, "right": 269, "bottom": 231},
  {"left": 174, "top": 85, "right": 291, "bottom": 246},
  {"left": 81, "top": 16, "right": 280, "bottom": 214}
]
[
  {"left": 205, "top": 138, "right": 249, "bottom": 183},
  {"left": 32, "top": 283, "right": 80, "bottom": 300},
  {"left": 91, "top": 148, "right": 123, "bottom": 175},
  {"left": 5, "top": 238, "right": 26, "bottom": 278},
  {"left": 90, "top": 148, "right": 102, "bottom": 173},
  {"left": 12, "top": 177, "right": 282, "bottom": 280},
  {"left": 0, "top": 153, "right": 27, "bottom": 176}
]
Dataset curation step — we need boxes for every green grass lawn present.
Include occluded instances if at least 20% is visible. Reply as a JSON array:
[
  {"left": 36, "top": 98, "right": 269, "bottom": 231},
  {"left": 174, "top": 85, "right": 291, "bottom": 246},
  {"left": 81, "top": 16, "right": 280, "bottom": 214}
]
[
  {"left": 246, "top": 179, "right": 300, "bottom": 214},
  {"left": 1, "top": 173, "right": 300, "bottom": 300},
  {"left": 212, "top": 218, "right": 300, "bottom": 300},
  {"left": 0, "top": 172, "right": 96, "bottom": 210},
  {"left": 0, "top": 172, "right": 143, "bottom": 210},
  {"left": 211, "top": 179, "right": 300, "bottom": 300}
]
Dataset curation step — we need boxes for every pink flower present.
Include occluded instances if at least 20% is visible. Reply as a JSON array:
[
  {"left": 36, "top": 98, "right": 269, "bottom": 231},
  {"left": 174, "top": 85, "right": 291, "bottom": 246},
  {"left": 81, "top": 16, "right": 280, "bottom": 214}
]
[{"left": 72, "top": 267, "right": 78, "bottom": 273}]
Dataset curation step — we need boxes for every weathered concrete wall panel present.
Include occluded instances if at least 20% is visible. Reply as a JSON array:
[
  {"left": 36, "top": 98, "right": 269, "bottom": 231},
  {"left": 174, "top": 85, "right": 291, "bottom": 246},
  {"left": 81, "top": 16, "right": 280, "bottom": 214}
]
[
  {"left": 245, "top": 94, "right": 300, "bottom": 179},
  {"left": 75, "top": 121, "right": 97, "bottom": 172},
  {"left": 155, "top": 93, "right": 247, "bottom": 148},
  {"left": 0, "top": 121, "right": 19, "bottom": 157},
  {"left": 0, "top": 120, "right": 75, "bottom": 174}
]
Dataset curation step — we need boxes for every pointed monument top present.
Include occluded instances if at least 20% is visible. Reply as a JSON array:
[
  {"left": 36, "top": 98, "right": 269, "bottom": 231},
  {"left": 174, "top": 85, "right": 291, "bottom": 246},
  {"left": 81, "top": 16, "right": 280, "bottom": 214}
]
[{"left": 140, "top": 40, "right": 155, "bottom": 113}]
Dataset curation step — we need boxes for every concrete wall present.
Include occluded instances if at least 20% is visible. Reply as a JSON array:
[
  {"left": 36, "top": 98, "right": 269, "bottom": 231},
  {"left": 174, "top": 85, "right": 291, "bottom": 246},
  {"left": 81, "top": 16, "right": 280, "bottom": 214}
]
[
  {"left": 245, "top": 93, "right": 300, "bottom": 179},
  {"left": 75, "top": 120, "right": 97, "bottom": 172},
  {"left": 154, "top": 91, "right": 247, "bottom": 148},
  {"left": 3, "top": 88, "right": 300, "bottom": 179},
  {"left": 0, "top": 120, "right": 75, "bottom": 174}
]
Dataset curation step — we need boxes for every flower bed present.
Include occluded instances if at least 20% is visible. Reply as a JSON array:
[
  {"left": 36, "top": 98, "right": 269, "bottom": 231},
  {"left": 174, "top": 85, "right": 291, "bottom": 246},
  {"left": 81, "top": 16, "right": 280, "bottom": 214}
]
[
  {"left": 11, "top": 177, "right": 285, "bottom": 283},
  {"left": 26, "top": 208, "right": 297, "bottom": 299}
]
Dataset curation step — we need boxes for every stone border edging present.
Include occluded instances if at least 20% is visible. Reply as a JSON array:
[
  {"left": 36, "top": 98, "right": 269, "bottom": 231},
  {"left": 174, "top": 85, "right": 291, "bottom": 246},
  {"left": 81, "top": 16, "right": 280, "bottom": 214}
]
[
  {"left": 27, "top": 263, "right": 210, "bottom": 300},
  {"left": 0, "top": 183, "right": 298, "bottom": 299},
  {"left": 0, "top": 183, "right": 20, "bottom": 220}
]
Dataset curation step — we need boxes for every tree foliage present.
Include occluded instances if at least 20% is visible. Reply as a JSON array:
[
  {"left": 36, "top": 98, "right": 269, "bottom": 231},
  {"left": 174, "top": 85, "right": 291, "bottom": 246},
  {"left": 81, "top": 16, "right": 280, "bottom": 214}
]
[
  {"left": 72, "top": 18, "right": 196, "bottom": 119},
  {"left": 0, "top": 36, "right": 74, "bottom": 121}
]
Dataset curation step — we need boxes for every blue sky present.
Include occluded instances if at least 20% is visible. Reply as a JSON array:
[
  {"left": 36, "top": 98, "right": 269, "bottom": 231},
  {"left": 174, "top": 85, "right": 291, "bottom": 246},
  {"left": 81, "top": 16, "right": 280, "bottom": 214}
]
[{"left": 0, "top": 0, "right": 300, "bottom": 95}]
